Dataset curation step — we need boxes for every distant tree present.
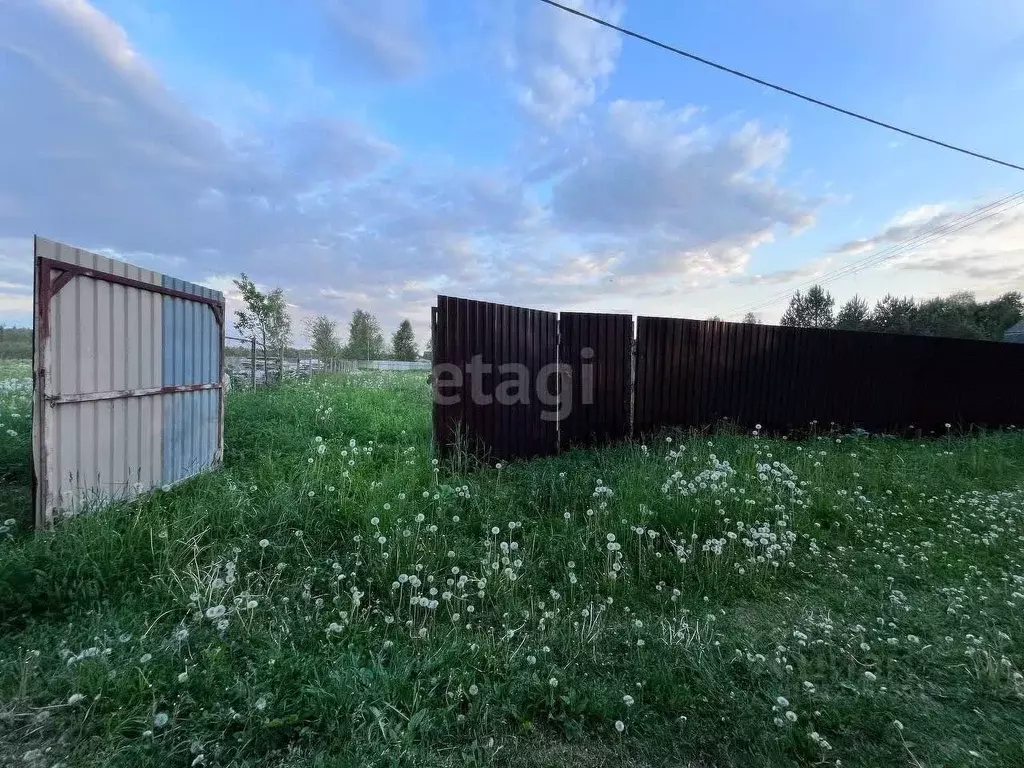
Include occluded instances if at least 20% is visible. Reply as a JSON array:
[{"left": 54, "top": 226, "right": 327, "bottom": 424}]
[
  {"left": 233, "top": 274, "right": 292, "bottom": 379},
  {"left": 344, "top": 309, "right": 385, "bottom": 360},
  {"left": 305, "top": 314, "right": 341, "bottom": 362},
  {"left": 780, "top": 284, "right": 834, "bottom": 328},
  {"left": 391, "top": 319, "right": 418, "bottom": 361},
  {"left": 795, "top": 289, "right": 1022, "bottom": 341},
  {"left": 707, "top": 315, "right": 724, "bottom": 322},
  {"left": 0, "top": 326, "right": 33, "bottom": 358},
  {"left": 868, "top": 295, "right": 917, "bottom": 334},
  {"left": 915, "top": 292, "right": 983, "bottom": 339},
  {"left": 741, "top": 312, "right": 761, "bottom": 324},
  {"left": 422, "top": 337, "right": 433, "bottom": 361},
  {"left": 974, "top": 291, "right": 1023, "bottom": 340},
  {"left": 835, "top": 295, "right": 870, "bottom": 331}
]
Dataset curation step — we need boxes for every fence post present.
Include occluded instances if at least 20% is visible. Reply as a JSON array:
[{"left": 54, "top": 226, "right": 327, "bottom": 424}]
[{"left": 250, "top": 337, "right": 256, "bottom": 389}]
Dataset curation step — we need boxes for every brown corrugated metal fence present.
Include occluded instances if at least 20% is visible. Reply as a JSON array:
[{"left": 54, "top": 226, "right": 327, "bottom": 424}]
[
  {"left": 433, "top": 296, "right": 1024, "bottom": 462},
  {"left": 634, "top": 317, "right": 1024, "bottom": 435},
  {"left": 433, "top": 296, "right": 558, "bottom": 461},
  {"left": 559, "top": 312, "right": 633, "bottom": 448}
]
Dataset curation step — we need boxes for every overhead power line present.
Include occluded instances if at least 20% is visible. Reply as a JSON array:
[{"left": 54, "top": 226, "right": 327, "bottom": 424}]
[
  {"left": 731, "top": 191, "right": 1024, "bottom": 316},
  {"left": 535, "top": 0, "right": 1024, "bottom": 173},
  {"left": 731, "top": 191, "right": 1024, "bottom": 318},
  {"left": 733, "top": 192, "right": 1024, "bottom": 317}
]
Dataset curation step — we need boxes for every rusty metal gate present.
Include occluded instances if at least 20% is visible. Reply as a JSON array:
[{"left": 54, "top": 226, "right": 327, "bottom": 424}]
[{"left": 32, "top": 236, "right": 225, "bottom": 527}]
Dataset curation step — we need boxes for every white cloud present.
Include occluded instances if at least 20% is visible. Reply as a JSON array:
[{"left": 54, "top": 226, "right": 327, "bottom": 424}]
[
  {"left": 506, "top": 0, "right": 624, "bottom": 128},
  {"left": 322, "top": 0, "right": 426, "bottom": 81},
  {"left": 548, "top": 100, "right": 816, "bottom": 284},
  {"left": 0, "top": 0, "right": 823, "bottom": 344},
  {"left": 882, "top": 203, "right": 1024, "bottom": 282},
  {"left": 889, "top": 204, "right": 947, "bottom": 229},
  {"left": 0, "top": 239, "right": 34, "bottom": 278},
  {"left": 828, "top": 198, "right": 1024, "bottom": 286},
  {"left": 731, "top": 256, "right": 835, "bottom": 287},
  {"left": 0, "top": 293, "right": 33, "bottom": 318},
  {"left": 733, "top": 197, "right": 1024, "bottom": 323}
]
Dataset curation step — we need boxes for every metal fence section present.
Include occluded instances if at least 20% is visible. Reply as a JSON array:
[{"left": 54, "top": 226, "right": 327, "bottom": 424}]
[
  {"left": 433, "top": 295, "right": 558, "bottom": 461},
  {"left": 32, "top": 236, "right": 225, "bottom": 527},
  {"left": 559, "top": 312, "right": 633, "bottom": 448},
  {"left": 635, "top": 317, "right": 1024, "bottom": 435},
  {"left": 223, "top": 348, "right": 424, "bottom": 387},
  {"left": 225, "top": 335, "right": 258, "bottom": 388},
  {"left": 360, "top": 360, "right": 432, "bottom": 371},
  {"left": 433, "top": 295, "right": 1024, "bottom": 463}
]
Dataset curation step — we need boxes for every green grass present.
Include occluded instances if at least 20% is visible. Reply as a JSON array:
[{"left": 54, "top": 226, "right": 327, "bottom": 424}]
[
  {"left": 2, "top": 370, "right": 1024, "bottom": 767},
  {"left": 0, "top": 362, "right": 32, "bottom": 530}
]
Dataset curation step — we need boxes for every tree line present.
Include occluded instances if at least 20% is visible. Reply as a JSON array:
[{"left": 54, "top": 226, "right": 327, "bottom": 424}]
[
  {"left": 232, "top": 274, "right": 427, "bottom": 369},
  {"left": 749, "top": 285, "right": 1023, "bottom": 341},
  {"left": 0, "top": 325, "right": 33, "bottom": 359},
  {"left": 306, "top": 310, "right": 424, "bottom": 362}
]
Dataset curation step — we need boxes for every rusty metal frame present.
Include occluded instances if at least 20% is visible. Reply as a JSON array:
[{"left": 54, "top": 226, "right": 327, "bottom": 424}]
[
  {"left": 33, "top": 240, "right": 227, "bottom": 527},
  {"left": 37, "top": 257, "right": 224, "bottom": 330},
  {"left": 46, "top": 382, "right": 222, "bottom": 406}
]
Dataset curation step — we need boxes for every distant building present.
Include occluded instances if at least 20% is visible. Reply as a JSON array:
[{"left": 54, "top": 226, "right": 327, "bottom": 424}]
[{"left": 1004, "top": 320, "right": 1024, "bottom": 343}]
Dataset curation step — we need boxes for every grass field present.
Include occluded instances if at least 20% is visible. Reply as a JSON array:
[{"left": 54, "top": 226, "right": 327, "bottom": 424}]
[{"left": 2, "top": 370, "right": 1024, "bottom": 767}]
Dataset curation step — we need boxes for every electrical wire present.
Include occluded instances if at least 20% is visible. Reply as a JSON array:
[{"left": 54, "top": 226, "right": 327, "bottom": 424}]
[
  {"left": 731, "top": 191, "right": 1024, "bottom": 316},
  {"left": 731, "top": 191, "right": 1024, "bottom": 318},
  {"left": 535, "top": 0, "right": 1024, "bottom": 172}
]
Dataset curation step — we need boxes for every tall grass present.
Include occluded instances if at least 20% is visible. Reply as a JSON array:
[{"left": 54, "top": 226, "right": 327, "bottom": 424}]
[{"left": 1, "top": 371, "right": 1023, "bottom": 766}]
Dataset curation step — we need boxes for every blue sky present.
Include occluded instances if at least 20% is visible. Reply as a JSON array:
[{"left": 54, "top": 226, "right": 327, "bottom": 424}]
[{"left": 2, "top": 0, "right": 1023, "bottom": 343}]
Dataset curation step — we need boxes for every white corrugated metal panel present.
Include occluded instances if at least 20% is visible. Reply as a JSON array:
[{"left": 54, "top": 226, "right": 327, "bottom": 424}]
[{"left": 32, "top": 236, "right": 225, "bottom": 526}]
